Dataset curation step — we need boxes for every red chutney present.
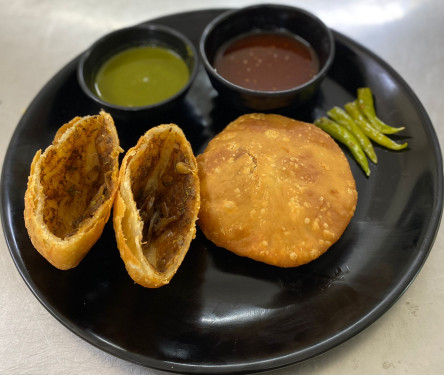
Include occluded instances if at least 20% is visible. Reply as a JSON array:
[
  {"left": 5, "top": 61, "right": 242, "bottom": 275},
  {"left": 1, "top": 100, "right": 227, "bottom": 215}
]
[{"left": 214, "top": 32, "right": 319, "bottom": 92}]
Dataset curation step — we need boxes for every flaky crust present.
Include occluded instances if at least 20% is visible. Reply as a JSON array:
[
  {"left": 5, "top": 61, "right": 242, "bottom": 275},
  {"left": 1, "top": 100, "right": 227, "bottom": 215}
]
[
  {"left": 113, "top": 124, "right": 200, "bottom": 288},
  {"left": 197, "top": 113, "right": 358, "bottom": 267},
  {"left": 24, "top": 111, "right": 121, "bottom": 270}
]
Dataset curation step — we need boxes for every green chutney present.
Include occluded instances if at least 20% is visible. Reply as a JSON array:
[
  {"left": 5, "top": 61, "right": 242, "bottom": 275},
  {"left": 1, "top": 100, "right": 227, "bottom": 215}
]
[{"left": 94, "top": 45, "right": 190, "bottom": 107}]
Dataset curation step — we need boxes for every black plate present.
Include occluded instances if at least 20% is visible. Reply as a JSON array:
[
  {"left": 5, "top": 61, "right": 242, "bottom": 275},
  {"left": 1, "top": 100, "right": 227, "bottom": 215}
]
[{"left": 1, "top": 9, "right": 443, "bottom": 375}]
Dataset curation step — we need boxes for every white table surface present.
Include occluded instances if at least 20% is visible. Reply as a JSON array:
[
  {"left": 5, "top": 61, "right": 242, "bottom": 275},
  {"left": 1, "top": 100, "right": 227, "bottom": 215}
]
[{"left": 1, "top": 0, "right": 443, "bottom": 374}]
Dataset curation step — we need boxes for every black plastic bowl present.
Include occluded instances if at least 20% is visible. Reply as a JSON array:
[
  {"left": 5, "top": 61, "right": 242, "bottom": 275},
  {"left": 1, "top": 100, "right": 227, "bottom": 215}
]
[
  {"left": 199, "top": 4, "right": 335, "bottom": 111},
  {"left": 77, "top": 23, "right": 198, "bottom": 122}
]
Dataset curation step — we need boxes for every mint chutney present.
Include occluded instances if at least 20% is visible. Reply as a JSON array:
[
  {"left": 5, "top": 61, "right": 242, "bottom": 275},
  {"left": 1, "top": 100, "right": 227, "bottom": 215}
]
[{"left": 94, "top": 45, "right": 190, "bottom": 107}]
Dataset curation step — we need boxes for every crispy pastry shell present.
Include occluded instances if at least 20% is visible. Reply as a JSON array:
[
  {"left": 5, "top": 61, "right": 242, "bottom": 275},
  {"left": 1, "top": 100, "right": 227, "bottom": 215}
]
[
  {"left": 197, "top": 113, "right": 358, "bottom": 268},
  {"left": 24, "top": 111, "right": 121, "bottom": 270},
  {"left": 113, "top": 124, "right": 200, "bottom": 288}
]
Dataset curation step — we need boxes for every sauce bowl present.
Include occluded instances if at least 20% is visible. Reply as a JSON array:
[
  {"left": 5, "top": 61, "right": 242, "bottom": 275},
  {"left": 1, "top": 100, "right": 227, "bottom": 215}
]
[
  {"left": 78, "top": 24, "right": 198, "bottom": 122},
  {"left": 199, "top": 4, "right": 335, "bottom": 111}
]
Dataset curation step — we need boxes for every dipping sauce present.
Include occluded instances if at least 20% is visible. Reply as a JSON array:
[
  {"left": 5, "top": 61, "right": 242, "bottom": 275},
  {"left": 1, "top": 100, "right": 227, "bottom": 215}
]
[
  {"left": 214, "top": 32, "right": 319, "bottom": 92},
  {"left": 94, "top": 45, "right": 189, "bottom": 107}
]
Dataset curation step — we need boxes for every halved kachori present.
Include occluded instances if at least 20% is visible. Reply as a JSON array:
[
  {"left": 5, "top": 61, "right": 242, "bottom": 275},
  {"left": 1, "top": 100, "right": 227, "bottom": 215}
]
[
  {"left": 24, "top": 111, "right": 122, "bottom": 270},
  {"left": 113, "top": 124, "right": 200, "bottom": 288}
]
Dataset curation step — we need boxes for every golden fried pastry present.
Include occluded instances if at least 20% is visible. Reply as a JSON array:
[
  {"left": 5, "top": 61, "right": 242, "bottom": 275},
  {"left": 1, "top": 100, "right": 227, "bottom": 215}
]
[
  {"left": 24, "top": 111, "right": 121, "bottom": 270},
  {"left": 197, "top": 113, "right": 358, "bottom": 267},
  {"left": 113, "top": 124, "right": 200, "bottom": 288}
]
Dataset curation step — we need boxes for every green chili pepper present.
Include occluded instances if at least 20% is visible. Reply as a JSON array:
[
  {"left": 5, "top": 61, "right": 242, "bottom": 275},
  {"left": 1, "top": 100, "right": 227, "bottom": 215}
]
[
  {"left": 327, "top": 106, "right": 377, "bottom": 164},
  {"left": 314, "top": 117, "right": 370, "bottom": 177},
  {"left": 357, "top": 87, "right": 405, "bottom": 134},
  {"left": 344, "top": 101, "right": 408, "bottom": 151}
]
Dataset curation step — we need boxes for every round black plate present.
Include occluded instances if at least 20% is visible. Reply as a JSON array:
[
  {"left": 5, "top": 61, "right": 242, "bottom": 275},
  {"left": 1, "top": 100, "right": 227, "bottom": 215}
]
[{"left": 1, "top": 9, "right": 443, "bottom": 375}]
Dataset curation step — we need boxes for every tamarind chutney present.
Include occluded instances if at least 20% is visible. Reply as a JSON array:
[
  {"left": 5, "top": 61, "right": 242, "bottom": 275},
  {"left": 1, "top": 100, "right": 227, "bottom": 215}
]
[{"left": 214, "top": 32, "right": 319, "bottom": 92}]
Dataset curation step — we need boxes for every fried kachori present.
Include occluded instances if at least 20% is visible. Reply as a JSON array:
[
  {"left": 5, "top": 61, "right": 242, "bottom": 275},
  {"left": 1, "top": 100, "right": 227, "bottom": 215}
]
[
  {"left": 197, "top": 113, "right": 358, "bottom": 267},
  {"left": 24, "top": 111, "right": 122, "bottom": 270},
  {"left": 113, "top": 124, "right": 200, "bottom": 288}
]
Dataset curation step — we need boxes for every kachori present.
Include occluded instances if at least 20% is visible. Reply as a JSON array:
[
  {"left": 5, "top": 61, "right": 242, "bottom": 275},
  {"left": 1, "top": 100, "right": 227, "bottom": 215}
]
[
  {"left": 113, "top": 124, "right": 200, "bottom": 288},
  {"left": 24, "top": 111, "right": 121, "bottom": 270},
  {"left": 197, "top": 113, "right": 357, "bottom": 267}
]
